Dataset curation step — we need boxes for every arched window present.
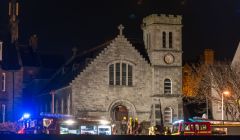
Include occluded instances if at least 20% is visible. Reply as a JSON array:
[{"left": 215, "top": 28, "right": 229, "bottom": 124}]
[
  {"left": 109, "top": 64, "right": 114, "bottom": 85},
  {"left": 164, "top": 107, "right": 173, "bottom": 123},
  {"left": 164, "top": 79, "right": 172, "bottom": 94},
  {"left": 169, "top": 32, "right": 173, "bottom": 48},
  {"left": 162, "top": 32, "right": 166, "bottom": 48},
  {"left": 109, "top": 62, "right": 133, "bottom": 86}
]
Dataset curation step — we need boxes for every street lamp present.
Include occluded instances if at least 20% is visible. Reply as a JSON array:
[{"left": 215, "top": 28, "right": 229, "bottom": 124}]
[{"left": 222, "top": 91, "right": 229, "bottom": 120}]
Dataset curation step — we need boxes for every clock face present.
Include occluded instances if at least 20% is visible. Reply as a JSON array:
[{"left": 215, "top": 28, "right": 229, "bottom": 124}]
[{"left": 164, "top": 54, "right": 174, "bottom": 64}]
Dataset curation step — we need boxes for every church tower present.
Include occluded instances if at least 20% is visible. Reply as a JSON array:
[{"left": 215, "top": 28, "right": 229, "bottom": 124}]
[
  {"left": 9, "top": 0, "right": 19, "bottom": 43},
  {"left": 142, "top": 14, "right": 183, "bottom": 126}
]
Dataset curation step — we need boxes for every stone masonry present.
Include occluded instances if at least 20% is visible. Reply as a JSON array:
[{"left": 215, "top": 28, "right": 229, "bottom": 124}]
[{"left": 51, "top": 14, "right": 184, "bottom": 127}]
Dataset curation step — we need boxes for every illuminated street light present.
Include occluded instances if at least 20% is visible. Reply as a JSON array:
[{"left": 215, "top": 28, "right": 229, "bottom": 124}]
[{"left": 222, "top": 91, "right": 230, "bottom": 120}]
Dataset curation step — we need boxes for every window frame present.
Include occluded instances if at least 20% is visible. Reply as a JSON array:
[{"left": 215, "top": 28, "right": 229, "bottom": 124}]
[
  {"left": 162, "top": 32, "right": 166, "bottom": 48},
  {"left": 164, "top": 78, "right": 172, "bottom": 94},
  {"left": 164, "top": 107, "right": 173, "bottom": 123},
  {"left": 108, "top": 61, "right": 134, "bottom": 86},
  {"left": 169, "top": 32, "right": 173, "bottom": 48}
]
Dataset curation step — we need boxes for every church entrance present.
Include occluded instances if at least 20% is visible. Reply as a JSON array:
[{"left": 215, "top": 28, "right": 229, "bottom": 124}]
[
  {"left": 109, "top": 100, "right": 136, "bottom": 135},
  {"left": 113, "top": 105, "right": 128, "bottom": 121}
]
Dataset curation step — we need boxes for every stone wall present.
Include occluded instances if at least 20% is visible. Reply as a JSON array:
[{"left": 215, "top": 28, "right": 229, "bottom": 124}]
[{"left": 71, "top": 35, "right": 152, "bottom": 122}]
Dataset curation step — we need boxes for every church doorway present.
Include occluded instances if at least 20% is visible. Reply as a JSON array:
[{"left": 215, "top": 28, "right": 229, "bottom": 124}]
[{"left": 113, "top": 105, "right": 128, "bottom": 122}]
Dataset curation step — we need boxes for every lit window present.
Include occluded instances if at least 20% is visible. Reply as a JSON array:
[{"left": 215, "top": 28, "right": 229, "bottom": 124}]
[
  {"left": 109, "top": 62, "right": 133, "bottom": 86},
  {"left": 2, "top": 73, "right": 6, "bottom": 92},
  {"left": 164, "top": 79, "right": 172, "bottom": 94},
  {"left": 199, "top": 124, "right": 207, "bottom": 130},
  {"left": 169, "top": 32, "right": 173, "bottom": 48},
  {"left": 164, "top": 107, "right": 173, "bottom": 123},
  {"left": 162, "top": 32, "right": 166, "bottom": 48}
]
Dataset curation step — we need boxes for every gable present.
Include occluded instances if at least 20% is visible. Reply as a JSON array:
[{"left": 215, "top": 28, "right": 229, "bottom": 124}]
[
  {"left": 232, "top": 42, "right": 240, "bottom": 68},
  {"left": 71, "top": 35, "right": 151, "bottom": 85}
]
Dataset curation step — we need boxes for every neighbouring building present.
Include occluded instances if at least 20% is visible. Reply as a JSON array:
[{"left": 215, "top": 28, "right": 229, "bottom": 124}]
[
  {"left": 210, "top": 42, "right": 240, "bottom": 121},
  {"left": 37, "top": 14, "right": 184, "bottom": 130},
  {"left": 0, "top": 0, "right": 64, "bottom": 122},
  {"left": 183, "top": 49, "right": 215, "bottom": 97}
]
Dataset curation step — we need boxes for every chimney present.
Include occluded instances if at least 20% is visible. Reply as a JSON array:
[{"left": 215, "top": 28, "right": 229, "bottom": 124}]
[
  {"left": 29, "top": 34, "right": 38, "bottom": 52},
  {"left": 204, "top": 49, "right": 214, "bottom": 65}
]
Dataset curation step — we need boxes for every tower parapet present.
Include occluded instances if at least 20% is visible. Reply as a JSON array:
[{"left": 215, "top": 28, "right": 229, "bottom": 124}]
[{"left": 142, "top": 14, "right": 182, "bottom": 26}]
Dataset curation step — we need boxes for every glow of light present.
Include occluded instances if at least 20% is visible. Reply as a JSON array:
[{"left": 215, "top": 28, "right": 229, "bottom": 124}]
[
  {"left": 223, "top": 91, "right": 230, "bottom": 95},
  {"left": 99, "top": 120, "right": 110, "bottom": 125},
  {"left": 23, "top": 113, "right": 30, "bottom": 119},
  {"left": 64, "top": 119, "right": 75, "bottom": 125},
  {"left": 173, "top": 119, "right": 184, "bottom": 125}
]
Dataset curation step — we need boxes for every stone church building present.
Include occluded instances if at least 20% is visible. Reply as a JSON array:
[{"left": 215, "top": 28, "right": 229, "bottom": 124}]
[{"left": 38, "top": 14, "right": 184, "bottom": 127}]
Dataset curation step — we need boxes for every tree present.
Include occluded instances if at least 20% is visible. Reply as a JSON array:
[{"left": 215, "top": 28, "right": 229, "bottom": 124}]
[{"left": 183, "top": 62, "right": 240, "bottom": 120}]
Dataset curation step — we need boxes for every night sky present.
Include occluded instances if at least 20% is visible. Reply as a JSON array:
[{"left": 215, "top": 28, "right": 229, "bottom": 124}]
[{"left": 1, "top": 0, "right": 240, "bottom": 62}]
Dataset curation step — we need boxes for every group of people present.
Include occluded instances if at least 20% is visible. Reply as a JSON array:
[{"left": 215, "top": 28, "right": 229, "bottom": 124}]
[
  {"left": 113, "top": 117, "right": 142, "bottom": 135},
  {"left": 149, "top": 125, "right": 171, "bottom": 135}
]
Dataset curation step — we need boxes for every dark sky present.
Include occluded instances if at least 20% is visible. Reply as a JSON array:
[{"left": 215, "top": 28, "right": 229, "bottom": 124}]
[{"left": 1, "top": 0, "right": 240, "bottom": 61}]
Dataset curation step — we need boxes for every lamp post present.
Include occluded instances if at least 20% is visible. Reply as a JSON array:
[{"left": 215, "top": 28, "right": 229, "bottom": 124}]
[{"left": 222, "top": 91, "right": 229, "bottom": 120}]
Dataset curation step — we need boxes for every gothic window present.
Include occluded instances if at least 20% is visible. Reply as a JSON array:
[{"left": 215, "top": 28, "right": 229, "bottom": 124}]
[
  {"left": 164, "top": 107, "right": 173, "bottom": 123},
  {"left": 169, "top": 32, "right": 173, "bottom": 48},
  {"left": 122, "top": 63, "right": 127, "bottom": 85},
  {"left": 128, "top": 65, "right": 133, "bottom": 86},
  {"left": 164, "top": 79, "right": 172, "bottom": 94},
  {"left": 2, "top": 73, "right": 6, "bottom": 92},
  {"left": 109, "top": 62, "right": 133, "bottom": 86},
  {"left": 116, "top": 63, "right": 121, "bottom": 85},
  {"left": 109, "top": 64, "right": 114, "bottom": 85},
  {"left": 162, "top": 32, "right": 166, "bottom": 48}
]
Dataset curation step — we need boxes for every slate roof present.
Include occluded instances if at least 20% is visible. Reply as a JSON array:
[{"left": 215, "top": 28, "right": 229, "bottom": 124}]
[
  {"left": 17, "top": 45, "right": 65, "bottom": 69},
  {"left": 40, "top": 37, "right": 150, "bottom": 94},
  {"left": 40, "top": 40, "right": 112, "bottom": 93}
]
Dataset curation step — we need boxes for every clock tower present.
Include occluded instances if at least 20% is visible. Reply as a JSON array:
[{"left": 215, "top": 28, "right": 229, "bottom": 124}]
[{"left": 142, "top": 14, "right": 183, "bottom": 126}]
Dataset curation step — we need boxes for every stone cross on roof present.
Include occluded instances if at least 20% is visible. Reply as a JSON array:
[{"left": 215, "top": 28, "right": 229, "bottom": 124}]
[{"left": 118, "top": 24, "right": 124, "bottom": 36}]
